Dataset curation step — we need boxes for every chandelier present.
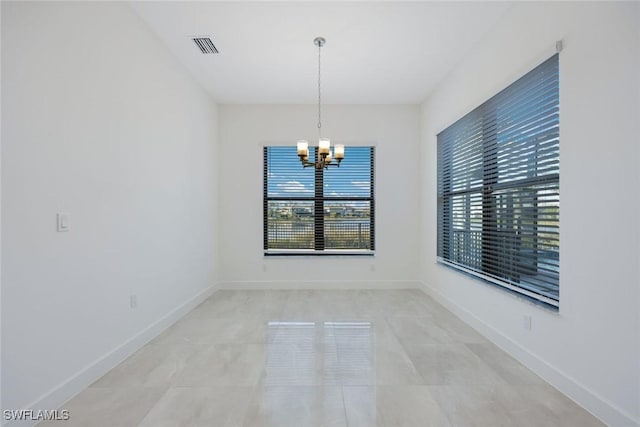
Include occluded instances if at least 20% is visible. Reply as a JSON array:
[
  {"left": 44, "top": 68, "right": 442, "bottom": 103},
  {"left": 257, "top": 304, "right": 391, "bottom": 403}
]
[{"left": 297, "top": 37, "right": 344, "bottom": 169}]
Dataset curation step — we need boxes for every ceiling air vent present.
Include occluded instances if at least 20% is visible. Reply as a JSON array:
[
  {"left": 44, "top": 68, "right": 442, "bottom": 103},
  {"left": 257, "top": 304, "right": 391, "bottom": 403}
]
[{"left": 192, "top": 37, "right": 219, "bottom": 54}]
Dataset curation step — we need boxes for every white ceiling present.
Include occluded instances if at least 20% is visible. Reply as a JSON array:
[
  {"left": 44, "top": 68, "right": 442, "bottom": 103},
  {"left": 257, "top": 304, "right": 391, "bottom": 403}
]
[{"left": 130, "top": 1, "right": 512, "bottom": 104}]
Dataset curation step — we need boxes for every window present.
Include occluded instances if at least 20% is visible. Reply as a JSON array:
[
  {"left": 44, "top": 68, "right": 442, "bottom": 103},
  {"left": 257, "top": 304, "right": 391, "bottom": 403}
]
[
  {"left": 264, "top": 146, "right": 375, "bottom": 254},
  {"left": 437, "top": 54, "right": 559, "bottom": 307}
]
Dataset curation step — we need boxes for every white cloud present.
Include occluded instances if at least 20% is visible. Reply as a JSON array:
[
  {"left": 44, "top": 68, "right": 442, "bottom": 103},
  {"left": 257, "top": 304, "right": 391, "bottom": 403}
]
[
  {"left": 277, "top": 180, "right": 313, "bottom": 193},
  {"left": 351, "top": 181, "right": 371, "bottom": 190}
]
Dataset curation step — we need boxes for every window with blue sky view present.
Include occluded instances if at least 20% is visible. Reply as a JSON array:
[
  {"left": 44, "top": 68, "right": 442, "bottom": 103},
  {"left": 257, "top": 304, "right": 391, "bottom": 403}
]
[{"left": 264, "top": 146, "right": 375, "bottom": 253}]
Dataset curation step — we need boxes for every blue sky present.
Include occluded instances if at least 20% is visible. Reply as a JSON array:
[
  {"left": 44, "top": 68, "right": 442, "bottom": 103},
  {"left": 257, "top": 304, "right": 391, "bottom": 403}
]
[{"left": 267, "top": 146, "right": 372, "bottom": 198}]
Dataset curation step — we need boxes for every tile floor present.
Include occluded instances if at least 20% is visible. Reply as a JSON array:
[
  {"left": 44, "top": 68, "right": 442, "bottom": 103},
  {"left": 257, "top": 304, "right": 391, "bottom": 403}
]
[{"left": 41, "top": 290, "right": 605, "bottom": 426}]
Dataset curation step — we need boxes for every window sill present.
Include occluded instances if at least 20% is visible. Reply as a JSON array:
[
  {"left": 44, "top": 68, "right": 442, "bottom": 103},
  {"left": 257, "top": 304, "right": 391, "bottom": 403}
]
[
  {"left": 436, "top": 258, "right": 559, "bottom": 311},
  {"left": 265, "top": 249, "right": 375, "bottom": 257}
]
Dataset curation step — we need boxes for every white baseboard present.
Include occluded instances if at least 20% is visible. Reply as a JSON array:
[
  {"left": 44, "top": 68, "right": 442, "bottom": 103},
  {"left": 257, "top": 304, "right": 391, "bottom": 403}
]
[
  {"left": 3, "top": 284, "right": 217, "bottom": 427},
  {"left": 217, "top": 280, "right": 421, "bottom": 290},
  {"left": 418, "top": 281, "right": 639, "bottom": 427}
]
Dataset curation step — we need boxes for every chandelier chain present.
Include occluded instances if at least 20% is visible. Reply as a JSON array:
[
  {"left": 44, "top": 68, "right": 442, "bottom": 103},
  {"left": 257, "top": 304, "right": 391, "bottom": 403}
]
[
  {"left": 297, "top": 37, "right": 342, "bottom": 170},
  {"left": 317, "top": 40, "right": 322, "bottom": 137}
]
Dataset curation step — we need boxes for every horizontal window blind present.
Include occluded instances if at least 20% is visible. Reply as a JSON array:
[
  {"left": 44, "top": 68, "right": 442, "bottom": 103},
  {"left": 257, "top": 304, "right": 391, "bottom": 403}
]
[
  {"left": 437, "top": 54, "right": 559, "bottom": 306},
  {"left": 264, "top": 146, "right": 375, "bottom": 253}
]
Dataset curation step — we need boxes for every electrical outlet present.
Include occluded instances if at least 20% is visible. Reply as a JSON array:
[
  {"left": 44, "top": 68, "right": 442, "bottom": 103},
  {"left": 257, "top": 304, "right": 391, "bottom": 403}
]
[
  {"left": 523, "top": 314, "right": 532, "bottom": 331},
  {"left": 130, "top": 294, "right": 138, "bottom": 309}
]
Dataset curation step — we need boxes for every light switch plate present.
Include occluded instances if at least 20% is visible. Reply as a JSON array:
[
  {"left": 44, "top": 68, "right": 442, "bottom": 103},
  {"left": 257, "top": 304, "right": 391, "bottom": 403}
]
[{"left": 57, "top": 213, "right": 70, "bottom": 232}]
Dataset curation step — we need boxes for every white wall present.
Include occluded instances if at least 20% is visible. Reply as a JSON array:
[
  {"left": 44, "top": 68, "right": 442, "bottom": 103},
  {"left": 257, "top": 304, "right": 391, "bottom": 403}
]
[
  {"left": 420, "top": 2, "right": 639, "bottom": 426},
  {"left": 1, "top": 1, "right": 218, "bottom": 417},
  {"left": 0, "top": 0, "right": 3, "bottom": 414},
  {"left": 218, "top": 105, "right": 420, "bottom": 288}
]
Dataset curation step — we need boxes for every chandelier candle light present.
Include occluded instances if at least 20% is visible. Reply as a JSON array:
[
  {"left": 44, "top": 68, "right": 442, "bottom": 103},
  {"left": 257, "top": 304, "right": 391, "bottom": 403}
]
[{"left": 297, "top": 37, "right": 345, "bottom": 169}]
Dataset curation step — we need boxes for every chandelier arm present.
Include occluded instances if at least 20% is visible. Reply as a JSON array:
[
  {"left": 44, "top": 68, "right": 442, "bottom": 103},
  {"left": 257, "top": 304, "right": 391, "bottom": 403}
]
[{"left": 298, "top": 154, "right": 315, "bottom": 168}]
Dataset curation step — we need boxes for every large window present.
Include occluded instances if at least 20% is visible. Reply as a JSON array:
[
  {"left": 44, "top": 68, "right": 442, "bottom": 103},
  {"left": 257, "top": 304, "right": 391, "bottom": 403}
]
[
  {"left": 264, "top": 146, "right": 375, "bottom": 254},
  {"left": 437, "top": 54, "right": 559, "bottom": 307}
]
